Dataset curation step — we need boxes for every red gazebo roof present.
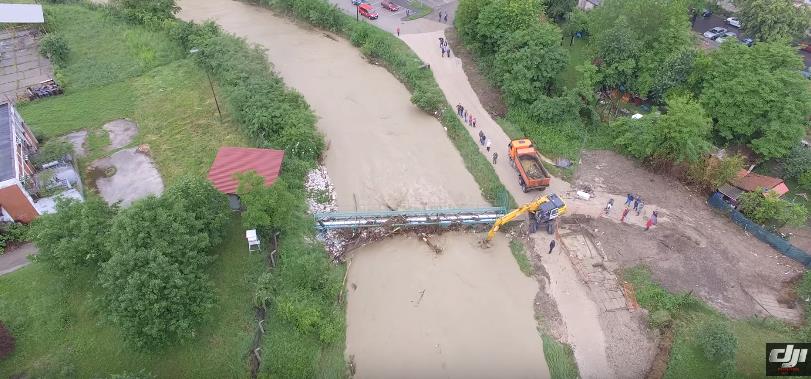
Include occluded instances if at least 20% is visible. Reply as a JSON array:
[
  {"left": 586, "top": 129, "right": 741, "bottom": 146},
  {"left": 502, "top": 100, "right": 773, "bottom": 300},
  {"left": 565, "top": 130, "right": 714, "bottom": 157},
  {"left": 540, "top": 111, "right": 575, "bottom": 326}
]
[{"left": 207, "top": 147, "right": 284, "bottom": 194}]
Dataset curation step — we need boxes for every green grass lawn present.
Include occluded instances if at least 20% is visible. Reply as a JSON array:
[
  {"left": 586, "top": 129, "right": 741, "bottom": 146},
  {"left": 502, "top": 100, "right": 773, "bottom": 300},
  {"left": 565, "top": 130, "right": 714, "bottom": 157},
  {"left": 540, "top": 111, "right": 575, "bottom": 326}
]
[
  {"left": 557, "top": 38, "right": 591, "bottom": 90},
  {"left": 45, "top": 4, "right": 183, "bottom": 90},
  {"left": 405, "top": 0, "right": 433, "bottom": 21},
  {"left": 625, "top": 266, "right": 804, "bottom": 378},
  {"left": 542, "top": 334, "right": 579, "bottom": 379},
  {"left": 0, "top": 216, "right": 265, "bottom": 377}
]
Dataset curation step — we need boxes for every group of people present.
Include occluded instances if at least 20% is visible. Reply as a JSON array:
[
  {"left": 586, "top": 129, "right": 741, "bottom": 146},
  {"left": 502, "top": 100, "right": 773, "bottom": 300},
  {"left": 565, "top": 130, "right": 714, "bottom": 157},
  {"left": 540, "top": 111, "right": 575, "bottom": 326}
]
[
  {"left": 439, "top": 37, "right": 451, "bottom": 57},
  {"left": 437, "top": 10, "right": 448, "bottom": 23},
  {"left": 604, "top": 193, "right": 658, "bottom": 230},
  {"left": 456, "top": 103, "right": 495, "bottom": 162}
]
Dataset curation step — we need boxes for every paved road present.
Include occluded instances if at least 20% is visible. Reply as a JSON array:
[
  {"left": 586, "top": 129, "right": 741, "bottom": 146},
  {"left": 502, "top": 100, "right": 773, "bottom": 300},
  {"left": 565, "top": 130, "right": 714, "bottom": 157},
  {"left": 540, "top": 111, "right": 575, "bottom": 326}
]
[
  {"left": 330, "top": 0, "right": 455, "bottom": 35},
  {"left": 691, "top": 14, "right": 811, "bottom": 68},
  {"left": 0, "top": 243, "right": 36, "bottom": 276}
]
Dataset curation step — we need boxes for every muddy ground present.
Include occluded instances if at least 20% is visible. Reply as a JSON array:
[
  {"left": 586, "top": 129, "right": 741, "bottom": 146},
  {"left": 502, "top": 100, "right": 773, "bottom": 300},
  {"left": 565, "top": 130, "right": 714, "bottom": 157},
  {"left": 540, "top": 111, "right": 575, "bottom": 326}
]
[{"left": 575, "top": 150, "right": 805, "bottom": 318}]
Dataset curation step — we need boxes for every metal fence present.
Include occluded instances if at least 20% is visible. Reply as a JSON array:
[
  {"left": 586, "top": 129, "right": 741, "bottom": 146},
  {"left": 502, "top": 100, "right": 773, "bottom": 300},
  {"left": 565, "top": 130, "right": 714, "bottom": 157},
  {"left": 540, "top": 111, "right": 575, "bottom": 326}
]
[{"left": 708, "top": 192, "right": 811, "bottom": 267}]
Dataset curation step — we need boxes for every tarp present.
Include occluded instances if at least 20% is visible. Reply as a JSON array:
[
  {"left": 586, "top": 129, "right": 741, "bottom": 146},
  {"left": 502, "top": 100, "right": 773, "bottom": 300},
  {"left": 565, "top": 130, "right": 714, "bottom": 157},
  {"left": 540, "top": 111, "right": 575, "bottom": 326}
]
[{"left": 0, "top": 4, "right": 45, "bottom": 24}]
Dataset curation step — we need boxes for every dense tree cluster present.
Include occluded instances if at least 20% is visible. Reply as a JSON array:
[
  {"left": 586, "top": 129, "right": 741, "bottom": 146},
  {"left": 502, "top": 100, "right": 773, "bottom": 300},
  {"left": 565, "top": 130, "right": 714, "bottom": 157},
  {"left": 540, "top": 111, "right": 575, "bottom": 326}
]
[
  {"left": 31, "top": 177, "right": 229, "bottom": 348},
  {"left": 737, "top": 0, "right": 811, "bottom": 43}
]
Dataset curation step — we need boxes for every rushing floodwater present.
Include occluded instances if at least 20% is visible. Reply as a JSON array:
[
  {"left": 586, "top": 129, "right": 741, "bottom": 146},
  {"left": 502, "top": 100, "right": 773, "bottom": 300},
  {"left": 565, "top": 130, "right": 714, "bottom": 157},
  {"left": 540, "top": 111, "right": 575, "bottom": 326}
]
[{"left": 177, "top": 1, "right": 550, "bottom": 376}]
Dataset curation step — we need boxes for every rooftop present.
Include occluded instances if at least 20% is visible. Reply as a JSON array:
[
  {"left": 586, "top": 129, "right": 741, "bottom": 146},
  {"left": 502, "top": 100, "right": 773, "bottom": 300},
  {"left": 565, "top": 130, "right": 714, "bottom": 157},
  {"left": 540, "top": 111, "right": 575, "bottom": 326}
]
[
  {"left": 732, "top": 170, "right": 790, "bottom": 196},
  {"left": 207, "top": 147, "right": 285, "bottom": 194},
  {"left": 0, "top": 4, "right": 44, "bottom": 24}
]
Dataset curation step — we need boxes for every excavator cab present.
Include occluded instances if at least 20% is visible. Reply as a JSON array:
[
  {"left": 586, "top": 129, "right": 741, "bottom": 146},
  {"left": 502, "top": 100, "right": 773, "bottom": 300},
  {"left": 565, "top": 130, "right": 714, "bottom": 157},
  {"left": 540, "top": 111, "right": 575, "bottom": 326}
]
[{"left": 485, "top": 193, "right": 567, "bottom": 242}]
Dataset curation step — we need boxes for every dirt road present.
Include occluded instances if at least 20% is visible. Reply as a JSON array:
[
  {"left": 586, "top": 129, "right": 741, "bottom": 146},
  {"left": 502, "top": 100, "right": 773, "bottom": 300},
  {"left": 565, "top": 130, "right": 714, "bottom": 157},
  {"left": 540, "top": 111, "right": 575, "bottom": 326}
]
[
  {"left": 177, "top": 1, "right": 550, "bottom": 377},
  {"left": 0, "top": 243, "right": 36, "bottom": 276}
]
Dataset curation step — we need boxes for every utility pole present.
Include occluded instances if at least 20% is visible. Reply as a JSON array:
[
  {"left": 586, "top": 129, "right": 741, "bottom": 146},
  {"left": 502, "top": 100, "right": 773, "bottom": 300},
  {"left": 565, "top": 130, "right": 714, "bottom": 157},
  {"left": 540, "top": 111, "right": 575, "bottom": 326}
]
[{"left": 190, "top": 48, "right": 222, "bottom": 122}]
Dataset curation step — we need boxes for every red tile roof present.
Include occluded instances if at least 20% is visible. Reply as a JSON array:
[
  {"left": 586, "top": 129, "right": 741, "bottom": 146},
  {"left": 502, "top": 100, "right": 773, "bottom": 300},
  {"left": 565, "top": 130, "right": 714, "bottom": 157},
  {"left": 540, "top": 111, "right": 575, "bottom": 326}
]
[
  {"left": 207, "top": 147, "right": 284, "bottom": 194},
  {"left": 732, "top": 170, "right": 786, "bottom": 193}
]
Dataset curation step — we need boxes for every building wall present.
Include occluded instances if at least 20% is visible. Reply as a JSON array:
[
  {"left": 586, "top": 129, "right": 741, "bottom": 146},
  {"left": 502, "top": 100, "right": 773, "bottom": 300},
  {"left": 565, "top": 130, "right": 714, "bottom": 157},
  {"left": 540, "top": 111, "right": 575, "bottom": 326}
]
[
  {"left": 8, "top": 103, "right": 38, "bottom": 182},
  {"left": 0, "top": 182, "right": 39, "bottom": 223}
]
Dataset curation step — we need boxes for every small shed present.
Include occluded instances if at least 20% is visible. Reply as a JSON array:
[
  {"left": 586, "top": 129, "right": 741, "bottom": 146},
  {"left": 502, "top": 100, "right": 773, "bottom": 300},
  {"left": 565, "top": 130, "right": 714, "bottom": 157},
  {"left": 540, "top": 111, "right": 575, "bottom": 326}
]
[
  {"left": 0, "top": 4, "right": 45, "bottom": 24},
  {"left": 207, "top": 147, "right": 285, "bottom": 209},
  {"left": 717, "top": 169, "right": 789, "bottom": 205}
]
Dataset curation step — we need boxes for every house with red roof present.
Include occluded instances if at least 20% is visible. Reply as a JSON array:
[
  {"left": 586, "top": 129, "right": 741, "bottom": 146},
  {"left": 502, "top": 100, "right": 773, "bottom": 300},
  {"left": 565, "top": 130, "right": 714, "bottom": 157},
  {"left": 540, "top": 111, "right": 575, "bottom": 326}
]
[
  {"left": 717, "top": 169, "right": 789, "bottom": 205},
  {"left": 207, "top": 146, "right": 284, "bottom": 209}
]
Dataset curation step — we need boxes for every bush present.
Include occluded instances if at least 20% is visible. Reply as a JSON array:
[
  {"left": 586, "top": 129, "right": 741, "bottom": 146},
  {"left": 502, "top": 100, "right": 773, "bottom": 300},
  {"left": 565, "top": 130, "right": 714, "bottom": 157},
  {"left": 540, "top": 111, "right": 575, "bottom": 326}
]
[
  {"left": 781, "top": 145, "right": 811, "bottom": 181},
  {"left": 649, "top": 309, "right": 672, "bottom": 328},
  {"left": 31, "top": 139, "right": 74, "bottom": 167},
  {"left": 0, "top": 223, "right": 29, "bottom": 255},
  {"left": 0, "top": 321, "right": 14, "bottom": 361},
  {"left": 798, "top": 171, "right": 811, "bottom": 191},
  {"left": 30, "top": 198, "right": 115, "bottom": 272},
  {"left": 687, "top": 155, "right": 745, "bottom": 192},
  {"left": 237, "top": 173, "right": 300, "bottom": 232},
  {"left": 39, "top": 34, "right": 70, "bottom": 67},
  {"left": 737, "top": 190, "right": 808, "bottom": 228},
  {"left": 113, "top": 0, "right": 179, "bottom": 24},
  {"left": 697, "top": 319, "right": 737, "bottom": 362}
]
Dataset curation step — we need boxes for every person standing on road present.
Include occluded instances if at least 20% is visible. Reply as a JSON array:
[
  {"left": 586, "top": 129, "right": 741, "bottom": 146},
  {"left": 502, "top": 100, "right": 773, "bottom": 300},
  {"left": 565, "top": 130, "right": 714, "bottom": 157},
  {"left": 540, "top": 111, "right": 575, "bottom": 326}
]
[
  {"left": 486, "top": 138, "right": 492, "bottom": 152},
  {"left": 625, "top": 193, "right": 633, "bottom": 206},
  {"left": 457, "top": 103, "right": 462, "bottom": 116},
  {"left": 652, "top": 210, "right": 658, "bottom": 225},
  {"left": 492, "top": 152, "right": 498, "bottom": 164},
  {"left": 620, "top": 207, "right": 630, "bottom": 223},
  {"left": 463, "top": 109, "right": 467, "bottom": 120},
  {"left": 396, "top": 26, "right": 400, "bottom": 36},
  {"left": 438, "top": 11, "right": 442, "bottom": 21},
  {"left": 604, "top": 198, "right": 614, "bottom": 215},
  {"left": 636, "top": 200, "right": 645, "bottom": 216},
  {"left": 478, "top": 130, "right": 485, "bottom": 145},
  {"left": 548, "top": 239, "right": 556, "bottom": 254},
  {"left": 633, "top": 195, "right": 640, "bottom": 212},
  {"left": 472, "top": 116, "right": 476, "bottom": 127},
  {"left": 444, "top": 13, "right": 448, "bottom": 23},
  {"left": 645, "top": 217, "right": 654, "bottom": 231}
]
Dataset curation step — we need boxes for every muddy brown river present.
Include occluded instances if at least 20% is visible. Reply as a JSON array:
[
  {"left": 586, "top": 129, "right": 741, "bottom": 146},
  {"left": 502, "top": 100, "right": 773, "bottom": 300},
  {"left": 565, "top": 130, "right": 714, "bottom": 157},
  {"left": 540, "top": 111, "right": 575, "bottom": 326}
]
[{"left": 177, "top": 1, "right": 550, "bottom": 376}]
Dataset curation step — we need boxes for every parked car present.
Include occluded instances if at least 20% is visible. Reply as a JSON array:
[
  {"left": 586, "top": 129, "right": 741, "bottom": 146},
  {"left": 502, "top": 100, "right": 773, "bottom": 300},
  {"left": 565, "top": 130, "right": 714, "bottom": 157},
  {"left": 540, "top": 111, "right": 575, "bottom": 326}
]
[
  {"left": 715, "top": 32, "right": 737, "bottom": 43},
  {"left": 380, "top": 0, "right": 400, "bottom": 11},
  {"left": 725, "top": 17, "right": 741, "bottom": 28},
  {"left": 703, "top": 27, "right": 727, "bottom": 39},
  {"left": 701, "top": 8, "right": 712, "bottom": 17},
  {"left": 351, "top": 0, "right": 365, "bottom": 5},
  {"left": 742, "top": 37, "right": 754, "bottom": 47},
  {"left": 358, "top": 3, "right": 378, "bottom": 19}
]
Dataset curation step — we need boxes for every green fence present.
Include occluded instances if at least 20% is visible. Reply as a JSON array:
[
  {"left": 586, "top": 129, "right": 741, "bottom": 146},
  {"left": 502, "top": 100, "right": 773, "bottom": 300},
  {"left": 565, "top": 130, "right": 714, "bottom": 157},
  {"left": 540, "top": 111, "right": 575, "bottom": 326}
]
[{"left": 708, "top": 192, "right": 811, "bottom": 267}]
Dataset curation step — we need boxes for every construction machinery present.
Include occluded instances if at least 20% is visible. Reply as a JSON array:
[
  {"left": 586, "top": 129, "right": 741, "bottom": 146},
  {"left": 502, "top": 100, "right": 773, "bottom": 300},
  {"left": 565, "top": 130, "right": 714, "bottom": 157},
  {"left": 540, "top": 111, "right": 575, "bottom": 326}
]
[
  {"left": 485, "top": 193, "right": 567, "bottom": 241},
  {"left": 508, "top": 139, "right": 551, "bottom": 192}
]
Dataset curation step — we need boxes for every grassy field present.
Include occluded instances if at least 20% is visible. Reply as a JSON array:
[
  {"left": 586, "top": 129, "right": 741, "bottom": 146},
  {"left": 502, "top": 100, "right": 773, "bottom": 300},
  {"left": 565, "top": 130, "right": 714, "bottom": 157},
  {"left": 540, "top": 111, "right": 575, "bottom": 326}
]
[
  {"left": 405, "top": 0, "right": 433, "bottom": 21},
  {"left": 542, "top": 334, "right": 579, "bottom": 379},
  {"left": 509, "top": 239, "right": 534, "bottom": 276},
  {"left": 624, "top": 266, "right": 803, "bottom": 378},
  {"left": 0, "top": 217, "right": 264, "bottom": 377},
  {"left": 1, "top": 4, "right": 261, "bottom": 377},
  {"left": 557, "top": 38, "right": 591, "bottom": 90},
  {"left": 45, "top": 5, "right": 183, "bottom": 90}
]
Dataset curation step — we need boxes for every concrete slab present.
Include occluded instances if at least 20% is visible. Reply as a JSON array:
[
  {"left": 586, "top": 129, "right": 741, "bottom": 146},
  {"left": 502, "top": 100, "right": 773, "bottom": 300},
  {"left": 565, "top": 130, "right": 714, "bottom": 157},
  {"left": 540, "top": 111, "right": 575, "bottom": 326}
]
[
  {"left": 62, "top": 130, "right": 87, "bottom": 157},
  {"left": 102, "top": 119, "right": 138, "bottom": 150},
  {"left": 91, "top": 148, "right": 164, "bottom": 207},
  {"left": 0, "top": 243, "right": 37, "bottom": 276},
  {"left": 747, "top": 289, "right": 803, "bottom": 324}
]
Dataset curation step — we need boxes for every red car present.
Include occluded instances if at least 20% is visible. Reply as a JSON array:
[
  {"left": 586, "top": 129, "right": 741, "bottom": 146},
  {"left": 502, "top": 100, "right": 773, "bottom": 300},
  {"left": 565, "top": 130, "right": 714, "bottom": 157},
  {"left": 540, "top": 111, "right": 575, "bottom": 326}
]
[
  {"left": 358, "top": 3, "right": 378, "bottom": 19},
  {"left": 380, "top": 0, "right": 400, "bottom": 11}
]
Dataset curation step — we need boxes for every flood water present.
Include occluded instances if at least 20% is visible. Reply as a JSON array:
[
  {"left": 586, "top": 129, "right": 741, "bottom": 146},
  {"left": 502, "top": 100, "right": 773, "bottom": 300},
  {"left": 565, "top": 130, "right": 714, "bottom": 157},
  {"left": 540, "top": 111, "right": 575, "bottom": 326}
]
[{"left": 177, "top": 1, "right": 549, "bottom": 376}]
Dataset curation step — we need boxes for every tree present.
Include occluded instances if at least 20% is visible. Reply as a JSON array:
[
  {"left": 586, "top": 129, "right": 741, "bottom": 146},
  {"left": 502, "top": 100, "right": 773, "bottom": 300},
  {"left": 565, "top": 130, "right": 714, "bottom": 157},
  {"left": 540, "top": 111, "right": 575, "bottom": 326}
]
[
  {"left": 30, "top": 198, "right": 115, "bottom": 273},
  {"left": 475, "top": 0, "right": 544, "bottom": 56},
  {"left": 612, "top": 95, "right": 712, "bottom": 163},
  {"left": 590, "top": 0, "right": 695, "bottom": 97},
  {"left": 562, "top": 9, "right": 589, "bottom": 46},
  {"left": 780, "top": 145, "right": 811, "bottom": 181},
  {"left": 654, "top": 95, "right": 712, "bottom": 163},
  {"left": 687, "top": 154, "right": 745, "bottom": 192},
  {"left": 738, "top": 190, "right": 808, "bottom": 228},
  {"left": 698, "top": 320, "right": 737, "bottom": 361},
  {"left": 737, "top": 0, "right": 811, "bottom": 43},
  {"left": 455, "top": 0, "right": 493, "bottom": 48},
  {"left": 493, "top": 23, "right": 567, "bottom": 105},
  {"left": 545, "top": 0, "right": 576, "bottom": 22},
  {"left": 97, "top": 249, "right": 214, "bottom": 348},
  {"left": 237, "top": 172, "right": 300, "bottom": 232},
  {"left": 696, "top": 42, "right": 811, "bottom": 159},
  {"left": 161, "top": 176, "right": 229, "bottom": 247}
]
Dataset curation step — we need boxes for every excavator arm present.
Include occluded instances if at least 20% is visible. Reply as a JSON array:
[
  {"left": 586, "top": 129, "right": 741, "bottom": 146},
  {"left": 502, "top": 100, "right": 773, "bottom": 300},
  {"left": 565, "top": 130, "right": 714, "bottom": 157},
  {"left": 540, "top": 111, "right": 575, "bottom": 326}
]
[{"left": 485, "top": 194, "right": 565, "bottom": 241}]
